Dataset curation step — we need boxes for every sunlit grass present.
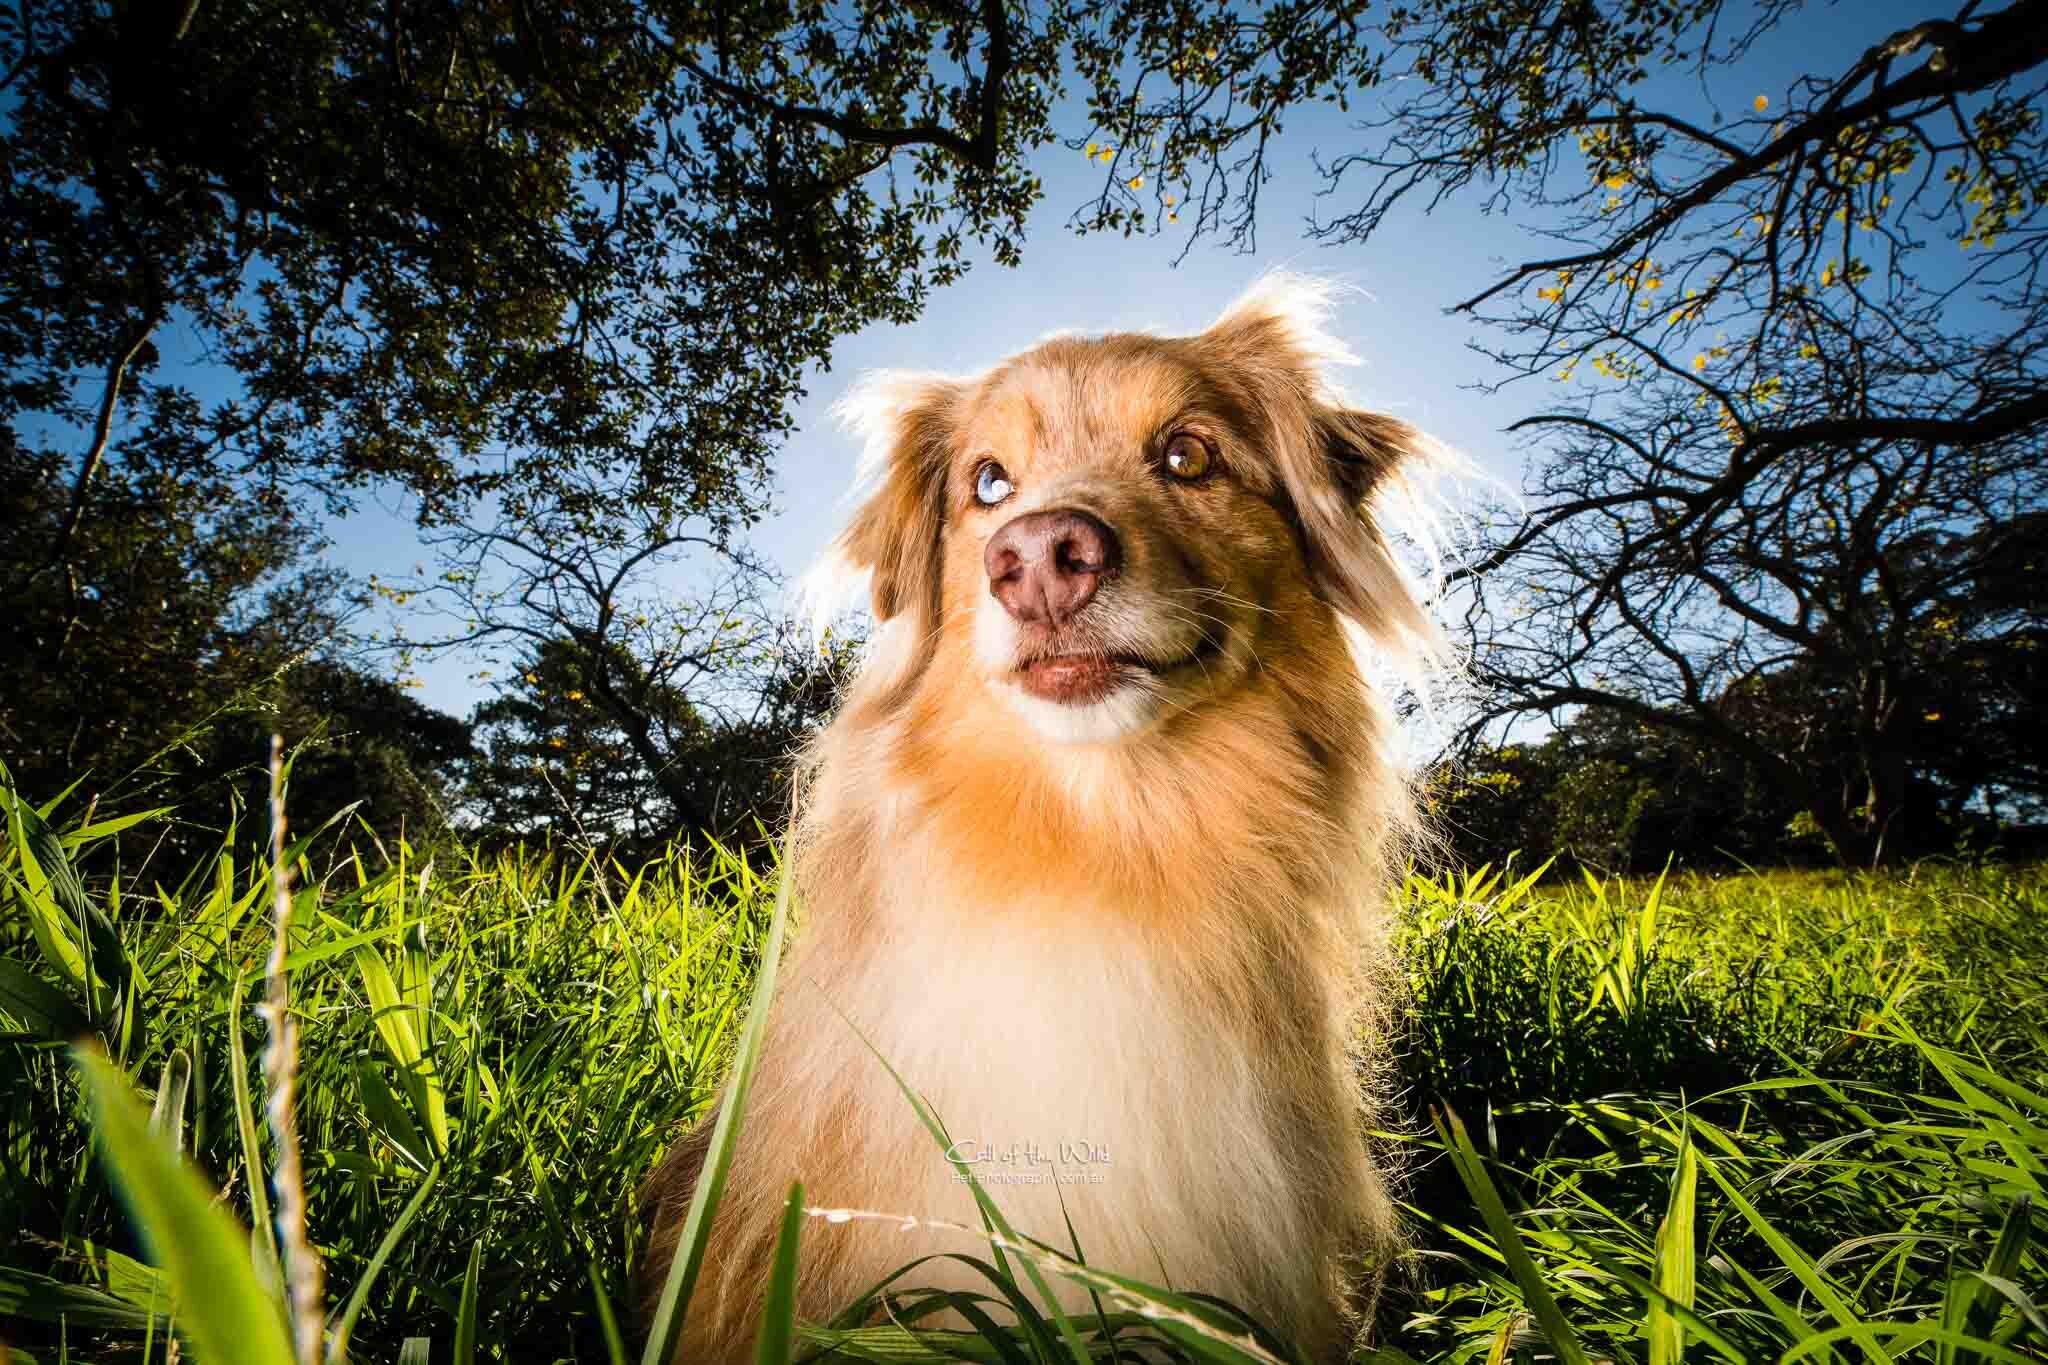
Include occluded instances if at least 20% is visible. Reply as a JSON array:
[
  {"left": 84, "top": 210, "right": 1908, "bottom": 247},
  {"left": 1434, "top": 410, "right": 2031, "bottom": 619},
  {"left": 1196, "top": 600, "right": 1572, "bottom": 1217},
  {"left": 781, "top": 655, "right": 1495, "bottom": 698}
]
[{"left": 2, "top": 764, "right": 2043, "bottom": 1363}]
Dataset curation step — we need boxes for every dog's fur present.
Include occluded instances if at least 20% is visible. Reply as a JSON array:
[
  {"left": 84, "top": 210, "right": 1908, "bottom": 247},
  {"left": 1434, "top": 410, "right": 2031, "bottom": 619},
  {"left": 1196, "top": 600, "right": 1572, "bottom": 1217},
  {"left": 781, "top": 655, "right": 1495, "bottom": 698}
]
[{"left": 637, "top": 275, "right": 1441, "bottom": 1362}]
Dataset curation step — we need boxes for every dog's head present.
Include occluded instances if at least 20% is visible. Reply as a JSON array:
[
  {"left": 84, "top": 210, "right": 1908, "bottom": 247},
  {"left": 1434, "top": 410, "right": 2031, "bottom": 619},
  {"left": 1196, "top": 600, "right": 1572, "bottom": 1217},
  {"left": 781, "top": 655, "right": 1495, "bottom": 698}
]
[{"left": 817, "top": 274, "right": 1438, "bottom": 745}]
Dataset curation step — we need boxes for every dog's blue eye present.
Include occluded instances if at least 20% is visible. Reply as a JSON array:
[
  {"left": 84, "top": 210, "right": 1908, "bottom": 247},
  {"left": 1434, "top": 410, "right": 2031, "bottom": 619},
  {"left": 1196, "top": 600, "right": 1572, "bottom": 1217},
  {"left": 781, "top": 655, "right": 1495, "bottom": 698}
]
[{"left": 974, "top": 461, "right": 1014, "bottom": 506}]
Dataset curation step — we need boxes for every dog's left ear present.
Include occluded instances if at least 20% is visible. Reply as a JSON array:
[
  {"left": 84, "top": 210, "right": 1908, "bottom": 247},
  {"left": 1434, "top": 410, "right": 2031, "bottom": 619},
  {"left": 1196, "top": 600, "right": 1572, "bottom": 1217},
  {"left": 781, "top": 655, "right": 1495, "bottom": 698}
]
[
  {"left": 825, "top": 373, "right": 965, "bottom": 624},
  {"left": 1202, "top": 277, "right": 1436, "bottom": 650}
]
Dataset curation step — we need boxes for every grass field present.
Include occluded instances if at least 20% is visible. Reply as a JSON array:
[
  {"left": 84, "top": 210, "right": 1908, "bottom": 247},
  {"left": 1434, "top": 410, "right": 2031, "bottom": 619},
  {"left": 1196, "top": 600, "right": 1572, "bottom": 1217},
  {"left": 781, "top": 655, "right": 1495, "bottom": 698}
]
[{"left": 3, "top": 762, "right": 2045, "bottom": 1364}]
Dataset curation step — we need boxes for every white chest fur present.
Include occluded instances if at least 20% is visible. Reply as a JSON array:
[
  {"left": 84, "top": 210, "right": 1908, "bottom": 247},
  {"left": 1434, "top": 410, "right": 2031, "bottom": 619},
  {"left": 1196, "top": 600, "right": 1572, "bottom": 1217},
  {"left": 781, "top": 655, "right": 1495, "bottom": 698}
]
[{"left": 762, "top": 886, "right": 1336, "bottom": 1331}]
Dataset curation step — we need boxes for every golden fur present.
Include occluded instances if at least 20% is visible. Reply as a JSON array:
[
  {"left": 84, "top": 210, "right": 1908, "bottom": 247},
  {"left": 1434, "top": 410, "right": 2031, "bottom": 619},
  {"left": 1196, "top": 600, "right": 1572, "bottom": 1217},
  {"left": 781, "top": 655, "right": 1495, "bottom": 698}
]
[{"left": 638, "top": 274, "right": 1441, "bottom": 1362}]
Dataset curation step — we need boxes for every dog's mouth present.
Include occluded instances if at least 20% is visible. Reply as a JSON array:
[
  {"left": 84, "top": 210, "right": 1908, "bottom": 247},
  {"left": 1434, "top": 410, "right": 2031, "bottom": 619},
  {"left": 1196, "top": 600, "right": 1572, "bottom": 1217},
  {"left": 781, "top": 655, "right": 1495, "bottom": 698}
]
[{"left": 1012, "top": 633, "right": 1225, "bottom": 706}]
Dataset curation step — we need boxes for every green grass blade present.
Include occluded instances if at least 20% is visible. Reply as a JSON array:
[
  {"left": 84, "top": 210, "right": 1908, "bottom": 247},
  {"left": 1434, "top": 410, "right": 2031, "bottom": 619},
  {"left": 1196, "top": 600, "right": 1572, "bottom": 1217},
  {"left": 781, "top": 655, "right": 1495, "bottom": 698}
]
[
  {"left": 1940, "top": 1195, "right": 2033, "bottom": 1365},
  {"left": 754, "top": 1181, "right": 805, "bottom": 1365},
  {"left": 357, "top": 944, "right": 448, "bottom": 1154},
  {"left": 238, "top": 918, "right": 426, "bottom": 985},
  {"left": 226, "top": 973, "right": 282, "bottom": 1291},
  {"left": 638, "top": 872, "right": 795, "bottom": 1365},
  {"left": 356, "top": 1057, "right": 435, "bottom": 1172},
  {"left": 590, "top": 1261, "right": 632, "bottom": 1365},
  {"left": 1694, "top": 1139, "right": 1894, "bottom": 1365},
  {"left": 0, "top": 1265, "right": 163, "bottom": 1331},
  {"left": 0, "top": 953, "right": 91, "bottom": 1039},
  {"left": 1434, "top": 1105, "right": 1594, "bottom": 1365},
  {"left": 70, "top": 1046, "right": 294, "bottom": 1365},
  {"left": 454, "top": 1237, "right": 484, "bottom": 1365},
  {"left": 331, "top": 1163, "right": 442, "bottom": 1358},
  {"left": 830, "top": 1002, "right": 1090, "bottom": 1363},
  {"left": 1645, "top": 1128, "right": 1698, "bottom": 1365}
]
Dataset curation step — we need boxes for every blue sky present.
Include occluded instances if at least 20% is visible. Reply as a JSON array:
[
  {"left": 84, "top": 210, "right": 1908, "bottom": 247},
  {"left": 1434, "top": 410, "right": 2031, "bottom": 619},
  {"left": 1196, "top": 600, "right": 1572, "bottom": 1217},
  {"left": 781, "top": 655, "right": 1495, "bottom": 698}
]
[{"left": 319, "top": 0, "right": 1932, "bottom": 719}]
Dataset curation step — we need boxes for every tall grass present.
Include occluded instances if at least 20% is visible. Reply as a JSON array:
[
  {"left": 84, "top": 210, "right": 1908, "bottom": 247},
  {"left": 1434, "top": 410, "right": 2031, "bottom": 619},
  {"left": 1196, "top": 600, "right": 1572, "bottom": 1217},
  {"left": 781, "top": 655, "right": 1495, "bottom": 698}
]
[{"left": 2, "top": 765, "right": 2043, "bottom": 1363}]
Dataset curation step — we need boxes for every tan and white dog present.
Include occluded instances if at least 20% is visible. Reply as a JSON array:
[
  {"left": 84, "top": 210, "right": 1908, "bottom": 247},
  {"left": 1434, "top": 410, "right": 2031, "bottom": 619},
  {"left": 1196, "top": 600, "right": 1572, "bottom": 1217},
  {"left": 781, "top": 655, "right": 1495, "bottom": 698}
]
[{"left": 639, "top": 274, "right": 1441, "bottom": 1362}]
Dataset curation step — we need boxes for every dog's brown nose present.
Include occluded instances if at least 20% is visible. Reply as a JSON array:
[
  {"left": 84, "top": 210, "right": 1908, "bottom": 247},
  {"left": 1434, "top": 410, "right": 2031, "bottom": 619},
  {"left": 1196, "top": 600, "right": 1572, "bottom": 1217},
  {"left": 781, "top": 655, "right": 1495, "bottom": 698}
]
[{"left": 985, "top": 508, "right": 1122, "bottom": 625}]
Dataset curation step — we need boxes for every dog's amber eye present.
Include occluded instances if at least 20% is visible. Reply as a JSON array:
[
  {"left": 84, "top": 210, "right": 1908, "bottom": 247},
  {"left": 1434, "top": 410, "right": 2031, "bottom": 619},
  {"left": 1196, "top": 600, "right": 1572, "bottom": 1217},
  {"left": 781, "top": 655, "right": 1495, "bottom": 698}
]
[
  {"left": 974, "top": 460, "right": 1015, "bottom": 507},
  {"left": 1163, "top": 433, "right": 1213, "bottom": 481}
]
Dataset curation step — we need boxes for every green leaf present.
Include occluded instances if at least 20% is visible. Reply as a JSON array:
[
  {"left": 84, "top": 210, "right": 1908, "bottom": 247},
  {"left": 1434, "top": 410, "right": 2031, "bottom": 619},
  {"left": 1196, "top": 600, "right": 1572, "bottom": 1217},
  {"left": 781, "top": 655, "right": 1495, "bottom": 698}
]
[
  {"left": 357, "top": 1057, "right": 435, "bottom": 1173},
  {"left": 0, "top": 953, "right": 91, "bottom": 1039},
  {"left": 1645, "top": 1128, "right": 1698, "bottom": 1365},
  {"left": 1434, "top": 1105, "right": 1594, "bottom": 1365},
  {"left": 590, "top": 1260, "right": 632, "bottom": 1365},
  {"left": 149, "top": 1049, "right": 193, "bottom": 1156},
  {"left": 755, "top": 1181, "right": 805, "bottom": 1365},
  {"left": 1941, "top": 1196, "right": 2033, "bottom": 1365},
  {"left": 454, "top": 1237, "right": 484, "bottom": 1365},
  {"left": 226, "top": 974, "right": 282, "bottom": 1289},
  {"left": 236, "top": 917, "right": 426, "bottom": 984},
  {"left": 0, "top": 1264, "right": 163, "bottom": 1330},
  {"left": 62, "top": 806, "right": 176, "bottom": 851},
  {"left": 332, "top": 1163, "right": 443, "bottom": 1358},
  {"left": 1695, "top": 1136, "right": 1895, "bottom": 1365},
  {"left": 358, "top": 943, "right": 449, "bottom": 1154},
  {"left": 639, "top": 872, "right": 795, "bottom": 1365},
  {"left": 70, "top": 1046, "right": 294, "bottom": 1365}
]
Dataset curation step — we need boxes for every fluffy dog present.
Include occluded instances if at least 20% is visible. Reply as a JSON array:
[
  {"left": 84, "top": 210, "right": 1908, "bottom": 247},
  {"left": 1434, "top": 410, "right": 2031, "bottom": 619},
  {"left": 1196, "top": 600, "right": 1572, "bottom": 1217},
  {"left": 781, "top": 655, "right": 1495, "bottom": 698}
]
[{"left": 638, "top": 274, "right": 1441, "bottom": 1362}]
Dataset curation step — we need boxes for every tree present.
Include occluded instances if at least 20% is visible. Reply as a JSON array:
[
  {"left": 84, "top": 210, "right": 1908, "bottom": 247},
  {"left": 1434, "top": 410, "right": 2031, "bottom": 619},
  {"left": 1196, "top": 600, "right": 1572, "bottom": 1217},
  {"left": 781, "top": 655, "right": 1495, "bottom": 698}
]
[
  {"left": 200, "top": 660, "right": 477, "bottom": 855},
  {"left": 463, "top": 631, "right": 845, "bottom": 855},
  {"left": 0, "top": 426, "right": 353, "bottom": 803},
  {"left": 5, "top": 0, "right": 1376, "bottom": 540},
  {"left": 0, "top": 0, "right": 1073, "bottom": 547},
  {"left": 1, "top": 426, "right": 477, "bottom": 857},
  {"left": 398, "top": 484, "right": 853, "bottom": 849},
  {"left": 1085, "top": 0, "right": 2048, "bottom": 864},
  {"left": 1430, "top": 707, "right": 1799, "bottom": 873}
]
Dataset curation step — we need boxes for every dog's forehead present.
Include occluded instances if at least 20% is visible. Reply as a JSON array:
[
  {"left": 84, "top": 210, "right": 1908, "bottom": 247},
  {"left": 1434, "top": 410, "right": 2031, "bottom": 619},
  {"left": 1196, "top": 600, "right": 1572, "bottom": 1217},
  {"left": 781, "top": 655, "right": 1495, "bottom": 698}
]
[{"left": 967, "top": 334, "right": 1208, "bottom": 455}]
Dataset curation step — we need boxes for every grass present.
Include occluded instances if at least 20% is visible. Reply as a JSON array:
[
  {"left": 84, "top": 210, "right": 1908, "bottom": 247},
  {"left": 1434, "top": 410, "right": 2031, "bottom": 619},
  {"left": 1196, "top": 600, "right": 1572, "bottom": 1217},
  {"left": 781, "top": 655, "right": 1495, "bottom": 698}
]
[{"left": 2, "top": 759, "right": 2044, "bottom": 1364}]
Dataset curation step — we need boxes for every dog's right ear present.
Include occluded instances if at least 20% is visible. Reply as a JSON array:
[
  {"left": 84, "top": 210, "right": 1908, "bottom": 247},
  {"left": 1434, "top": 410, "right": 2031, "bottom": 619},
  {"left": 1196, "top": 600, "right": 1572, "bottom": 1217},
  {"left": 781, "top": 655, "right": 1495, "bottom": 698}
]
[{"left": 826, "top": 373, "right": 964, "bottom": 627}]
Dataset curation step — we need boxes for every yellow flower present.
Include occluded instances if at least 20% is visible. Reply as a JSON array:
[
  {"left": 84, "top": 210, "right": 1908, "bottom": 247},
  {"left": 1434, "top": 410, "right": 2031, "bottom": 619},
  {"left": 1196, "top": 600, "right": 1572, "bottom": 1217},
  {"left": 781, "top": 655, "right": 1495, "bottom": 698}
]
[
  {"left": 1127, "top": 176, "right": 1144, "bottom": 190},
  {"left": 565, "top": 689, "right": 585, "bottom": 702},
  {"left": 1537, "top": 285, "right": 1565, "bottom": 302},
  {"left": 1693, "top": 354, "right": 1708, "bottom": 370},
  {"left": 1604, "top": 174, "right": 1628, "bottom": 190},
  {"left": 1923, "top": 711, "right": 1943, "bottom": 722},
  {"left": 1753, "top": 95, "right": 1768, "bottom": 113}
]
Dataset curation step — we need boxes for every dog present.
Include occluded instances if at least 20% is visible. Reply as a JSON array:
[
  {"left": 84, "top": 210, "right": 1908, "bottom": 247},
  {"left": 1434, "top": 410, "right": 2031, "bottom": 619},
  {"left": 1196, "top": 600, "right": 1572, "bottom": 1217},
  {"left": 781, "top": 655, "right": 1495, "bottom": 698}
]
[{"left": 638, "top": 273, "right": 1442, "bottom": 1362}]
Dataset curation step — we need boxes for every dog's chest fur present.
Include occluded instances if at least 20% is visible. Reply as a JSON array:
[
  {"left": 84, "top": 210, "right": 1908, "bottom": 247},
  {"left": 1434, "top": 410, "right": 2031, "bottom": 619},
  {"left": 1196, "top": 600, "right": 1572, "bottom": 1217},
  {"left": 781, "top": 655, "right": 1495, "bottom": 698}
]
[
  {"left": 788, "top": 889, "right": 1321, "bottom": 1297},
  {"left": 736, "top": 759, "right": 1380, "bottom": 1347}
]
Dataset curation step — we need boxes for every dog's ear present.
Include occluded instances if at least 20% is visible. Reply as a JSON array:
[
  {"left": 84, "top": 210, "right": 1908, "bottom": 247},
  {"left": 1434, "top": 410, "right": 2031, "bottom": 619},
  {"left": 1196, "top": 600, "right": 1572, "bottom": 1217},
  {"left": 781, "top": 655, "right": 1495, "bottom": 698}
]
[
  {"left": 1201, "top": 276, "right": 1437, "bottom": 652},
  {"left": 1292, "top": 403, "right": 1435, "bottom": 648},
  {"left": 827, "top": 372, "right": 964, "bottom": 626}
]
